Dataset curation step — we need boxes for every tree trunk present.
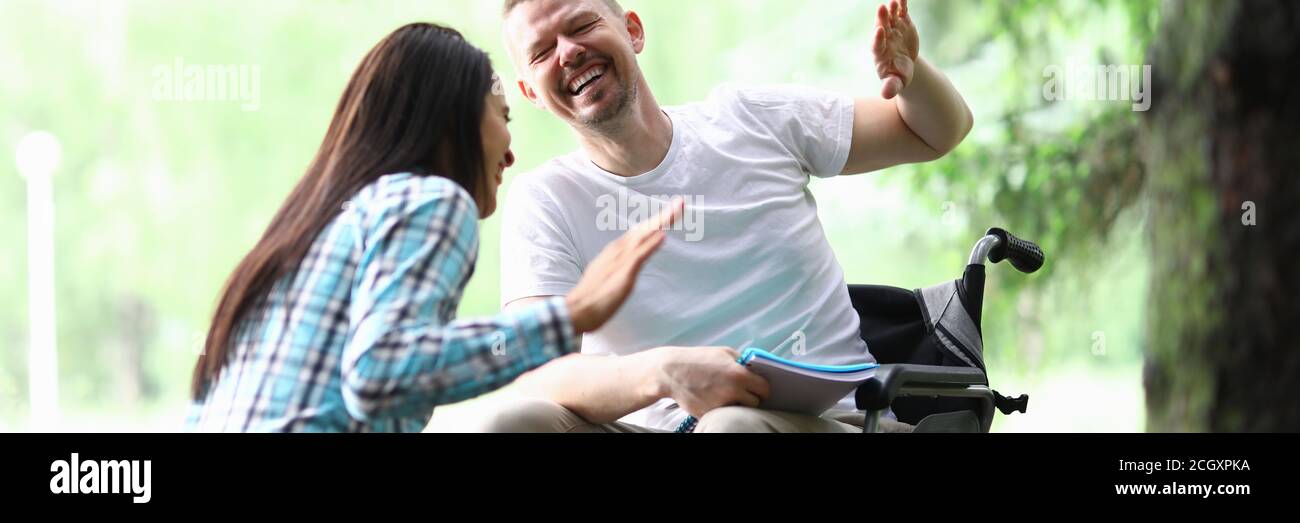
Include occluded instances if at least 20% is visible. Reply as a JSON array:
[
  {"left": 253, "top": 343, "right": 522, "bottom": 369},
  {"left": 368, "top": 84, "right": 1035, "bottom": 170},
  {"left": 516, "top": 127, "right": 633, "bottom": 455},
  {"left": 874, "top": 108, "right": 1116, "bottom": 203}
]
[{"left": 1142, "top": 0, "right": 1300, "bottom": 431}]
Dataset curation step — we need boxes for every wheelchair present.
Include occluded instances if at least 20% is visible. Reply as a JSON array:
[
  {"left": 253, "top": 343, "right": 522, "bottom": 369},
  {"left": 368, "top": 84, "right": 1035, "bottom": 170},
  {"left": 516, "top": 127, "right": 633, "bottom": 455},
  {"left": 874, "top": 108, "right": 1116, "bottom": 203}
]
[{"left": 851, "top": 228, "right": 1044, "bottom": 433}]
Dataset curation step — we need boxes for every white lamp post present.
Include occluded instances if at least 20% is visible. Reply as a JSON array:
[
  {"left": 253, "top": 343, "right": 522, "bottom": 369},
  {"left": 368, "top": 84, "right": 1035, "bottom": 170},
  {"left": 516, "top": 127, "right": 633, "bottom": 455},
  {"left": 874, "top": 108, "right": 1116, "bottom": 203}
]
[{"left": 15, "top": 131, "right": 61, "bottom": 431}]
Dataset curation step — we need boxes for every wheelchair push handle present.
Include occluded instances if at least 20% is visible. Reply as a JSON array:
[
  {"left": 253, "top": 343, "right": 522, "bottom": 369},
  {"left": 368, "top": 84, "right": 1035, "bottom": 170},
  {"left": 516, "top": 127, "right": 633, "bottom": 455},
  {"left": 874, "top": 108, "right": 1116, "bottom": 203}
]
[{"left": 984, "top": 228, "right": 1045, "bottom": 274}]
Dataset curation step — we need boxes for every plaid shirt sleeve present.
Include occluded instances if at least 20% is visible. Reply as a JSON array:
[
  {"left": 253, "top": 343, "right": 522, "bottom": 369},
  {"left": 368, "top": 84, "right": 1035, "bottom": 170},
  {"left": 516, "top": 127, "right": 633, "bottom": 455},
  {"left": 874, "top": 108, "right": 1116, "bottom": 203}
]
[{"left": 341, "top": 178, "right": 578, "bottom": 421}]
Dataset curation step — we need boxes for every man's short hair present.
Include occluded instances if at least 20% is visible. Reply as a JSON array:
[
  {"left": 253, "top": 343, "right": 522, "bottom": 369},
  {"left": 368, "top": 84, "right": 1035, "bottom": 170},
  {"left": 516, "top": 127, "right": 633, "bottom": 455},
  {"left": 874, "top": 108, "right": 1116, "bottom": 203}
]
[{"left": 502, "top": 0, "right": 624, "bottom": 18}]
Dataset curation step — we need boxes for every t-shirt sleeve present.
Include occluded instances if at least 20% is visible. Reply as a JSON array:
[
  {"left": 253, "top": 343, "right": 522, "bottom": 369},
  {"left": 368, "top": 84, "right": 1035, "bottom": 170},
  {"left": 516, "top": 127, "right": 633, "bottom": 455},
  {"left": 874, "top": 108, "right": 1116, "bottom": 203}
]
[
  {"left": 725, "top": 83, "right": 855, "bottom": 179},
  {"left": 499, "top": 172, "right": 584, "bottom": 306}
]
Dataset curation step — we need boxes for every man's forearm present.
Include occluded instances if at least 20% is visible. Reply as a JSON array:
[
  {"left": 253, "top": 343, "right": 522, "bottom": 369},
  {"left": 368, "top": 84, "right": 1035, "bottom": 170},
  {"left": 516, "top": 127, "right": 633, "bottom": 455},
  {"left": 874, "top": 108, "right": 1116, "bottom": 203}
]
[
  {"left": 895, "top": 56, "right": 974, "bottom": 154},
  {"left": 512, "top": 350, "right": 667, "bottom": 424}
]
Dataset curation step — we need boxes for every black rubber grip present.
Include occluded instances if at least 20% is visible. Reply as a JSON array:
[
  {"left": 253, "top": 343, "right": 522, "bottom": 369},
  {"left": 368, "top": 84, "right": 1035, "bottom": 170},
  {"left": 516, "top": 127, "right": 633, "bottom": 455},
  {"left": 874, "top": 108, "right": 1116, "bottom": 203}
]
[{"left": 986, "top": 228, "right": 1045, "bottom": 274}]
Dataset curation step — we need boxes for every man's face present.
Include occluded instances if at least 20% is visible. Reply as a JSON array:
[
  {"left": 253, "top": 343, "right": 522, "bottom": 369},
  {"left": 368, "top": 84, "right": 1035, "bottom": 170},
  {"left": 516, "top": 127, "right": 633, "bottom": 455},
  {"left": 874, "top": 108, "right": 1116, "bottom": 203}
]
[{"left": 506, "top": 0, "right": 644, "bottom": 130}]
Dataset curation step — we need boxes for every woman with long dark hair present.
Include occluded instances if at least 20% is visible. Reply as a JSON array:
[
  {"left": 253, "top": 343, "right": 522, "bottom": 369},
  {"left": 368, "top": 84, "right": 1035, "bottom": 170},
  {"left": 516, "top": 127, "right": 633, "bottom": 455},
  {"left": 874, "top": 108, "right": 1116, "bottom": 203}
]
[{"left": 186, "top": 22, "right": 679, "bottom": 432}]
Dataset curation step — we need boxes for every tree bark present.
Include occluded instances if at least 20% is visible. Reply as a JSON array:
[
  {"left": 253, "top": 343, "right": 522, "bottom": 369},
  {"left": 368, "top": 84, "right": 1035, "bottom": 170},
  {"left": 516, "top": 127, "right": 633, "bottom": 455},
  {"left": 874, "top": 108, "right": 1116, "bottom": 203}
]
[{"left": 1142, "top": 0, "right": 1300, "bottom": 431}]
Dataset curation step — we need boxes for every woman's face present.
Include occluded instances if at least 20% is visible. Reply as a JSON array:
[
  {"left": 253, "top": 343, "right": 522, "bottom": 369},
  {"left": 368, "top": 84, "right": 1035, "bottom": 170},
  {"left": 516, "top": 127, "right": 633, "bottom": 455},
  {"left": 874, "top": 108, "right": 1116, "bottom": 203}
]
[{"left": 477, "top": 87, "right": 515, "bottom": 218}]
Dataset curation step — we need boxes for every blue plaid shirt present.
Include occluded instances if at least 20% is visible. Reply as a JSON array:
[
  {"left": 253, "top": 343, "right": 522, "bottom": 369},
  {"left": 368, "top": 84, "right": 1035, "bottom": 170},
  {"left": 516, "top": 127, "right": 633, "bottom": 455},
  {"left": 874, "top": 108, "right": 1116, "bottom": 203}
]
[{"left": 187, "top": 173, "right": 577, "bottom": 432}]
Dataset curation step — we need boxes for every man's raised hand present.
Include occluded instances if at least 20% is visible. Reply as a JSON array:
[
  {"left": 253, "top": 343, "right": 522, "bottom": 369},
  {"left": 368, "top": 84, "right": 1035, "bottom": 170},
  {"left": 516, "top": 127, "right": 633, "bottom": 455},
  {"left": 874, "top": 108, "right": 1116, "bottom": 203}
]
[{"left": 873, "top": 0, "right": 920, "bottom": 100}]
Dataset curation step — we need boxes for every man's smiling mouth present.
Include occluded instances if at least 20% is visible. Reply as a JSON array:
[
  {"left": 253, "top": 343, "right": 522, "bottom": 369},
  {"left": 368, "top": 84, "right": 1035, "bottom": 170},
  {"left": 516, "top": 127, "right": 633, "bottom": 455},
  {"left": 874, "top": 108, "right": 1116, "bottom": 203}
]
[{"left": 567, "top": 64, "right": 607, "bottom": 96}]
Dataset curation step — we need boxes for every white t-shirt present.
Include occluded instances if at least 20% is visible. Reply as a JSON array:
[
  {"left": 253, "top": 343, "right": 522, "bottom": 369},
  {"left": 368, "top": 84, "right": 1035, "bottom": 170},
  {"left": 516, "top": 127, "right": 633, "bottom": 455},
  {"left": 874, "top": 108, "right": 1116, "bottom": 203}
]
[{"left": 500, "top": 83, "right": 873, "bottom": 430}]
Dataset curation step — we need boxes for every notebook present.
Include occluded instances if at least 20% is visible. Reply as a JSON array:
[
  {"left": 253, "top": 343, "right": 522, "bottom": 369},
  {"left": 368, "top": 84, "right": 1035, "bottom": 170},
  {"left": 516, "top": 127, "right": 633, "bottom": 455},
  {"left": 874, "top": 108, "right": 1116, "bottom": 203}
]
[{"left": 737, "top": 347, "right": 879, "bottom": 416}]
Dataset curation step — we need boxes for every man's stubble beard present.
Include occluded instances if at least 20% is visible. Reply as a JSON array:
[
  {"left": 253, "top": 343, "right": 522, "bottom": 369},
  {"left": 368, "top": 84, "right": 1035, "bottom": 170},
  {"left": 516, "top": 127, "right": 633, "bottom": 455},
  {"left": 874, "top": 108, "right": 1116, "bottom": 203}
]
[{"left": 578, "top": 71, "right": 638, "bottom": 135}]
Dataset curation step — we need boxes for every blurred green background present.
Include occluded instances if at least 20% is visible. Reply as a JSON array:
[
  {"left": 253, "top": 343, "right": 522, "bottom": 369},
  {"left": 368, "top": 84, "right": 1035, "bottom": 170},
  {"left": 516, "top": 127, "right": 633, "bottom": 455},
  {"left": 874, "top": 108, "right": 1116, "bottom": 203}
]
[{"left": 0, "top": 0, "right": 1161, "bottom": 432}]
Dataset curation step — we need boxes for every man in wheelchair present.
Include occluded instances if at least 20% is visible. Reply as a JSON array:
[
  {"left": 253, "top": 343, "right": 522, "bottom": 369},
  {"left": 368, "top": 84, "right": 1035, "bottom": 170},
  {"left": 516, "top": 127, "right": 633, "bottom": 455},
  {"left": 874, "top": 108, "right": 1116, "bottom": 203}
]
[{"left": 480, "top": 0, "right": 987, "bottom": 433}]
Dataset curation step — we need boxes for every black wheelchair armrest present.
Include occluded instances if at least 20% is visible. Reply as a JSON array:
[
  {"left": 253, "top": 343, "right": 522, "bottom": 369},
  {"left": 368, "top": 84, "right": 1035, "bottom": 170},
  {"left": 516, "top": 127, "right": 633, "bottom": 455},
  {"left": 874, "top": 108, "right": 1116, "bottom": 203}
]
[{"left": 855, "top": 364, "right": 988, "bottom": 412}]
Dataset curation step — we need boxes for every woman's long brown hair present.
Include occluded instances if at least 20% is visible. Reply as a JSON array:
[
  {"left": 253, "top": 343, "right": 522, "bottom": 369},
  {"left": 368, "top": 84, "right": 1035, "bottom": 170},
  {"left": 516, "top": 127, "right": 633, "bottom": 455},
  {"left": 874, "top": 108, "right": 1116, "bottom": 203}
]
[{"left": 191, "top": 23, "right": 494, "bottom": 399}]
